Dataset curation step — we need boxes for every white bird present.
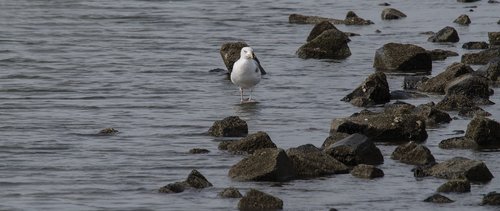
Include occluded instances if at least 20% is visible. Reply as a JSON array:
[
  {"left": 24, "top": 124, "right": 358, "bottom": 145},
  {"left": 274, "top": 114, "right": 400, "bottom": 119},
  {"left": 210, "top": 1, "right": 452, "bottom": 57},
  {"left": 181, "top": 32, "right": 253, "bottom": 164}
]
[{"left": 231, "top": 47, "right": 267, "bottom": 103}]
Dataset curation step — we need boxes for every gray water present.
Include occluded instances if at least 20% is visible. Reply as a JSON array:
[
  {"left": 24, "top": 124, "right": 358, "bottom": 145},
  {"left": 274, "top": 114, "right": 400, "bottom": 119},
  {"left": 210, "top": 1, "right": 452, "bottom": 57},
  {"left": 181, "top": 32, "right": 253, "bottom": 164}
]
[{"left": 1, "top": 0, "right": 499, "bottom": 210}]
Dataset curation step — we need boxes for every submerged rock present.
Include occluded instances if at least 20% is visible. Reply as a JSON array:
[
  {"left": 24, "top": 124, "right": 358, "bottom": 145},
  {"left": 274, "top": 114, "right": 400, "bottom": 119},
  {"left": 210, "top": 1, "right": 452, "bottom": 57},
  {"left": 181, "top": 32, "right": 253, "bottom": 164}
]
[
  {"left": 428, "top": 26, "right": 459, "bottom": 43},
  {"left": 462, "top": 48, "right": 500, "bottom": 65},
  {"left": 462, "top": 41, "right": 489, "bottom": 49},
  {"left": 423, "top": 194, "right": 454, "bottom": 203},
  {"left": 427, "top": 49, "right": 459, "bottom": 61},
  {"left": 224, "top": 131, "right": 277, "bottom": 154},
  {"left": 423, "top": 157, "right": 493, "bottom": 182},
  {"left": 351, "top": 164, "right": 384, "bottom": 179},
  {"left": 373, "top": 43, "right": 432, "bottom": 73},
  {"left": 238, "top": 189, "right": 283, "bottom": 210},
  {"left": 418, "top": 62, "right": 474, "bottom": 94},
  {"left": 482, "top": 192, "right": 500, "bottom": 205},
  {"left": 341, "top": 72, "right": 391, "bottom": 107},
  {"left": 289, "top": 13, "right": 344, "bottom": 24},
  {"left": 391, "top": 142, "right": 436, "bottom": 166},
  {"left": 189, "top": 148, "right": 210, "bottom": 154},
  {"left": 297, "top": 28, "right": 351, "bottom": 59},
  {"left": 218, "top": 187, "right": 243, "bottom": 198},
  {"left": 344, "top": 11, "right": 374, "bottom": 25},
  {"left": 381, "top": 8, "right": 407, "bottom": 20},
  {"left": 158, "top": 169, "right": 213, "bottom": 193},
  {"left": 324, "top": 133, "right": 384, "bottom": 166},
  {"left": 437, "top": 179, "right": 471, "bottom": 193},
  {"left": 208, "top": 116, "right": 248, "bottom": 137},
  {"left": 287, "top": 144, "right": 349, "bottom": 178},
  {"left": 454, "top": 14, "right": 471, "bottom": 25},
  {"left": 98, "top": 128, "right": 118, "bottom": 135},
  {"left": 220, "top": 42, "right": 248, "bottom": 74}
]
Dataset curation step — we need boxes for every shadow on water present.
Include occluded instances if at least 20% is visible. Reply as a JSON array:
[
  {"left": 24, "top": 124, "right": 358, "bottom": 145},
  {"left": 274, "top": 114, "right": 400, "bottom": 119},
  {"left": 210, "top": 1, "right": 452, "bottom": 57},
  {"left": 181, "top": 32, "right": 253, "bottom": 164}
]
[{"left": 233, "top": 101, "right": 261, "bottom": 117}]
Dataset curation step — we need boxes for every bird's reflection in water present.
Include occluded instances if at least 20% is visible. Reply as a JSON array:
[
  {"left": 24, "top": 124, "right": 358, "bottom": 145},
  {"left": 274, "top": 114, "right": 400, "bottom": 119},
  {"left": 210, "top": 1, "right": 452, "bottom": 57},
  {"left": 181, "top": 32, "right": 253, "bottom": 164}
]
[{"left": 233, "top": 101, "right": 261, "bottom": 117}]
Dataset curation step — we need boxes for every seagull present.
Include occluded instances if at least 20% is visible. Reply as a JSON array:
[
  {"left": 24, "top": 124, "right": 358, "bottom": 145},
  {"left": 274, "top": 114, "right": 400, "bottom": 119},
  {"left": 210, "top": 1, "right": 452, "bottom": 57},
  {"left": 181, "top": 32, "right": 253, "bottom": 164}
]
[{"left": 231, "top": 47, "right": 267, "bottom": 103}]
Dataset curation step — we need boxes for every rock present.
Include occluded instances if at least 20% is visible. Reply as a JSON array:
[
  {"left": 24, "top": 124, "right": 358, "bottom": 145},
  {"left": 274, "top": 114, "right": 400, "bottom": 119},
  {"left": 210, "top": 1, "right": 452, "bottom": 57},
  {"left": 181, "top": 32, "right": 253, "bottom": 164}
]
[
  {"left": 297, "top": 29, "right": 351, "bottom": 59},
  {"left": 476, "top": 57, "right": 500, "bottom": 83},
  {"left": 381, "top": 8, "right": 407, "bottom": 20},
  {"left": 208, "top": 116, "right": 248, "bottom": 137},
  {"left": 462, "top": 41, "right": 489, "bottom": 49},
  {"left": 423, "top": 194, "right": 454, "bottom": 203},
  {"left": 344, "top": 11, "right": 374, "bottom": 25},
  {"left": 351, "top": 164, "right": 384, "bottom": 179},
  {"left": 424, "top": 157, "right": 493, "bottom": 182},
  {"left": 98, "top": 128, "right": 118, "bottom": 135},
  {"left": 414, "top": 103, "right": 452, "bottom": 126},
  {"left": 489, "top": 32, "right": 500, "bottom": 48},
  {"left": 454, "top": 14, "right": 471, "bottom": 25},
  {"left": 436, "top": 94, "right": 491, "bottom": 117},
  {"left": 321, "top": 132, "right": 351, "bottom": 149},
  {"left": 418, "top": 62, "right": 474, "bottom": 94},
  {"left": 439, "top": 137, "right": 478, "bottom": 149},
  {"left": 158, "top": 169, "right": 213, "bottom": 193},
  {"left": 462, "top": 48, "right": 500, "bottom": 65},
  {"left": 218, "top": 140, "right": 232, "bottom": 150},
  {"left": 437, "top": 179, "right": 471, "bottom": 193},
  {"left": 238, "top": 189, "right": 283, "bottom": 210},
  {"left": 218, "top": 187, "right": 243, "bottom": 198},
  {"left": 445, "top": 74, "right": 492, "bottom": 105},
  {"left": 379, "top": 2, "right": 391, "bottom": 6},
  {"left": 391, "top": 142, "right": 436, "bottom": 165},
  {"left": 403, "top": 76, "right": 429, "bottom": 90},
  {"left": 482, "top": 192, "right": 500, "bottom": 205},
  {"left": 224, "top": 131, "right": 277, "bottom": 154},
  {"left": 373, "top": 43, "right": 432, "bottom": 73},
  {"left": 158, "top": 182, "right": 187, "bottom": 193},
  {"left": 457, "top": 0, "right": 480, "bottom": 2},
  {"left": 498, "top": 19, "right": 500, "bottom": 24},
  {"left": 344, "top": 32, "right": 360, "bottom": 37},
  {"left": 220, "top": 42, "right": 248, "bottom": 74},
  {"left": 287, "top": 144, "right": 349, "bottom": 178},
  {"left": 428, "top": 26, "right": 459, "bottom": 43},
  {"left": 324, "top": 133, "right": 384, "bottom": 166},
  {"left": 390, "top": 90, "right": 428, "bottom": 100},
  {"left": 427, "top": 49, "right": 459, "bottom": 61},
  {"left": 189, "top": 148, "right": 210, "bottom": 154},
  {"left": 465, "top": 117, "right": 500, "bottom": 147},
  {"left": 289, "top": 14, "right": 344, "bottom": 24},
  {"left": 307, "top": 21, "right": 339, "bottom": 42},
  {"left": 490, "top": 0, "right": 500, "bottom": 3},
  {"left": 229, "top": 148, "right": 297, "bottom": 182},
  {"left": 341, "top": 72, "right": 391, "bottom": 107}
]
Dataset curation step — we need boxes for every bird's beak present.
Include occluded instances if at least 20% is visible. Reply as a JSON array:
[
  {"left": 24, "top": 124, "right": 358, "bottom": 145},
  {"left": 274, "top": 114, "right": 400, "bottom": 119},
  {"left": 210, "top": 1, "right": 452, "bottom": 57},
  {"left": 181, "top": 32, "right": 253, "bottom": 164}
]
[{"left": 251, "top": 53, "right": 255, "bottom": 59}]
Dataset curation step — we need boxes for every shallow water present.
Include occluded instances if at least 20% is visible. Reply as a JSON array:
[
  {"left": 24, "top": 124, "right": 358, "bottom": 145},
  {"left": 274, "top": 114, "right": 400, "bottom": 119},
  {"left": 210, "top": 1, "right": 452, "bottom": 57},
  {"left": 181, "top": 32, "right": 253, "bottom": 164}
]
[{"left": 0, "top": 0, "right": 499, "bottom": 210}]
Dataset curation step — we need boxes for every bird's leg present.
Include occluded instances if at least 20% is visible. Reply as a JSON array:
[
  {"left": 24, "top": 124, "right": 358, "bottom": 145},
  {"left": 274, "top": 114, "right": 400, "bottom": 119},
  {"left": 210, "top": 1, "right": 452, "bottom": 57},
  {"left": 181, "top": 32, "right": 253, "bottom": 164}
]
[{"left": 239, "top": 87, "right": 244, "bottom": 102}]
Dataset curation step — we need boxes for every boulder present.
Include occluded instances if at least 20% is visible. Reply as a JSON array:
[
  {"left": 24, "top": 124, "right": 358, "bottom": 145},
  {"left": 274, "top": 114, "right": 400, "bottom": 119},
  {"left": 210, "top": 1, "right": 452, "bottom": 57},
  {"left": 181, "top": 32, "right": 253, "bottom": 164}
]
[
  {"left": 462, "top": 48, "right": 500, "bottom": 65},
  {"left": 341, "top": 72, "right": 391, "bottom": 107},
  {"left": 482, "top": 192, "right": 500, "bottom": 205},
  {"left": 220, "top": 42, "right": 248, "bottom": 74},
  {"left": 427, "top": 49, "right": 459, "bottom": 61},
  {"left": 423, "top": 194, "right": 454, "bottom": 203},
  {"left": 489, "top": 32, "right": 500, "bottom": 48},
  {"left": 98, "top": 128, "right": 118, "bottom": 135},
  {"left": 418, "top": 62, "right": 474, "bottom": 94},
  {"left": 465, "top": 117, "right": 500, "bottom": 147},
  {"left": 218, "top": 187, "right": 243, "bottom": 198},
  {"left": 208, "top": 116, "right": 248, "bottom": 137},
  {"left": 344, "top": 11, "right": 374, "bottom": 25},
  {"left": 428, "top": 26, "right": 459, "bottom": 43},
  {"left": 287, "top": 144, "right": 349, "bottom": 178},
  {"left": 224, "top": 131, "right": 277, "bottom": 154},
  {"left": 351, "top": 164, "right": 384, "bottom": 179},
  {"left": 437, "top": 179, "right": 471, "bottom": 193},
  {"left": 413, "top": 103, "right": 452, "bottom": 126},
  {"left": 453, "top": 14, "right": 471, "bottom": 25},
  {"left": 297, "top": 29, "right": 351, "bottom": 59},
  {"left": 381, "top": 8, "right": 406, "bottom": 20},
  {"left": 238, "top": 189, "right": 283, "bottom": 210},
  {"left": 229, "top": 148, "right": 297, "bottom": 182},
  {"left": 158, "top": 169, "right": 212, "bottom": 193},
  {"left": 476, "top": 57, "right": 500, "bottom": 83},
  {"left": 445, "top": 74, "right": 492, "bottom": 105},
  {"left": 439, "top": 137, "right": 478, "bottom": 149},
  {"left": 403, "top": 76, "right": 428, "bottom": 90},
  {"left": 324, "top": 133, "right": 384, "bottom": 166},
  {"left": 436, "top": 95, "right": 491, "bottom": 117},
  {"left": 189, "top": 148, "right": 210, "bottom": 154},
  {"left": 321, "top": 132, "right": 351, "bottom": 149},
  {"left": 391, "top": 142, "right": 436, "bottom": 166},
  {"left": 373, "top": 43, "right": 432, "bottom": 73},
  {"left": 289, "top": 13, "right": 344, "bottom": 24},
  {"left": 424, "top": 157, "right": 493, "bottom": 182},
  {"left": 307, "top": 21, "right": 339, "bottom": 42},
  {"left": 462, "top": 41, "right": 489, "bottom": 49}
]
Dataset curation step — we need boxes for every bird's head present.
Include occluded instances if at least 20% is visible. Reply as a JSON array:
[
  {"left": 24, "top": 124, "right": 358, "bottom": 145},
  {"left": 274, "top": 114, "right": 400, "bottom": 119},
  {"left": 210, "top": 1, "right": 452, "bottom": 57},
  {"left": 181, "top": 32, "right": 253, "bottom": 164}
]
[{"left": 240, "top": 47, "right": 255, "bottom": 59}]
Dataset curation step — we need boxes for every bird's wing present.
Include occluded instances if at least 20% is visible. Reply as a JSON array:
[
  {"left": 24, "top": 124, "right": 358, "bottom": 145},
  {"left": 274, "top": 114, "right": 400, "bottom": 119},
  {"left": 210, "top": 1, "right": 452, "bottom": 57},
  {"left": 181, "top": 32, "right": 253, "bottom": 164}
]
[{"left": 253, "top": 56, "right": 267, "bottom": 75}]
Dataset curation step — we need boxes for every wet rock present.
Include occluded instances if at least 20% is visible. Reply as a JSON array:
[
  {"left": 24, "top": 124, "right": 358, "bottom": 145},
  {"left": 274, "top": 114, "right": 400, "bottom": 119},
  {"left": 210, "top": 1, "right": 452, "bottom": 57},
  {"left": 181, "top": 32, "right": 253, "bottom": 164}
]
[
  {"left": 218, "top": 187, "right": 243, "bottom": 198},
  {"left": 218, "top": 140, "right": 232, "bottom": 150},
  {"left": 344, "top": 11, "right": 374, "bottom": 25},
  {"left": 373, "top": 43, "right": 432, "bottom": 73},
  {"left": 476, "top": 57, "right": 500, "bottom": 83},
  {"left": 424, "top": 157, "right": 493, "bottom": 182},
  {"left": 381, "top": 8, "right": 407, "bottom": 20},
  {"left": 403, "top": 76, "right": 429, "bottom": 90},
  {"left": 454, "top": 14, "right": 471, "bottom": 25},
  {"left": 428, "top": 26, "right": 460, "bottom": 43},
  {"left": 437, "top": 179, "right": 471, "bottom": 193},
  {"left": 287, "top": 144, "right": 349, "bottom": 178},
  {"left": 391, "top": 142, "right": 436, "bottom": 166},
  {"left": 289, "top": 14, "right": 344, "bottom": 24},
  {"left": 445, "top": 74, "right": 493, "bottom": 105},
  {"left": 462, "top": 41, "right": 489, "bottom": 49},
  {"left": 224, "top": 131, "right": 277, "bottom": 154},
  {"left": 423, "top": 194, "right": 454, "bottom": 203},
  {"left": 344, "top": 32, "right": 360, "bottom": 37},
  {"left": 498, "top": 19, "right": 500, "bottom": 24},
  {"left": 490, "top": 0, "right": 500, "bottom": 3},
  {"left": 158, "top": 182, "right": 187, "bottom": 193},
  {"left": 351, "top": 164, "right": 384, "bottom": 179},
  {"left": 462, "top": 48, "right": 500, "bottom": 65},
  {"left": 229, "top": 148, "right": 297, "bottom": 182},
  {"left": 341, "top": 72, "right": 390, "bottom": 107},
  {"left": 189, "top": 148, "right": 210, "bottom": 154},
  {"left": 418, "top": 62, "right": 474, "bottom": 94},
  {"left": 427, "top": 49, "right": 459, "bottom": 61},
  {"left": 158, "top": 169, "right": 213, "bottom": 193},
  {"left": 390, "top": 90, "right": 428, "bottom": 100},
  {"left": 414, "top": 103, "right": 452, "bottom": 126},
  {"left": 465, "top": 117, "right": 500, "bottom": 147},
  {"left": 307, "top": 21, "right": 339, "bottom": 42},
  {"left": 482, "top": 192, "right": 500, "bottom": 205},
  {"left": 321, "top": 132, "right": 351, "bottom": 149},
  {"left": 436, "top": 94, "right": 491, "bottom": 117},
  {"left": 98, "top": 128, "right": 118, "bottom": 135},
  {"left": 208, "top": 116, "right": 248, "bottom": 137},
  {"left": 439, "top": 137, "right": 478, "bottom": 149},
  {"left": 324, "top": 133, "right": 384, "bottom": 166},
  {"left": 220, "top": 42, "right": 248, "bottom": 74},
  {"left": 238, "top": 189, "right": 283, "bottom": 210},
  {"left": 297, "top": 29, "right": 351, "bottom": 59},
  {"left": 379, "top": 2, "right": 391, "bottom": 6},
  {"left": 489, "top": 32, "right": 500, "bottom": 48}
]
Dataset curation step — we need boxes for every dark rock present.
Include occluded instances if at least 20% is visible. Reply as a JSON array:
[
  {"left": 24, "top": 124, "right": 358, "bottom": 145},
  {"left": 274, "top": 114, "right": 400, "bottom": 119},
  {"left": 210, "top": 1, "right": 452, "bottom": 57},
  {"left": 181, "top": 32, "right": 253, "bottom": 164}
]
[
  {"left": 289, "top": 14, "right": 344, "bottom": 24},
  {"left": 344, "top": 32, "right": 361, "bottom": 37},
  {"left": 439, "top": 137, "right": 478, "bottom": 149},
  {"left": 287, "top": 144, "right": 349, "bottom": 178},
  {"left": 224, "top": 131, "right": 277, "bottom": 154},
  {"left": 489, "top": 0, "right": 500, "bottom": 3},
  {"left": 427, "top": 49, "right": 459, "bottom": 61},
  {"left": 341, "top": 72, "right": 391, "bottom": 107},
  {"left": 307, "top": 21, "right": 339, "bottom": 42},
  {"left": 391, "top": 142, "right": 436, "bottom": 165},
  {"left": 208, "top": 116, "right": 248, "bottom": 137},
  {"left": 457, "top": 0, "right": 480, "bottom": 2},
  {"left": 403, "top": 76, "right": 429, "bottom": 90},
  {"left": 424, "top": 157, "right": 493, "bottom": 182},
  {"left": 476, "top": 57, "right": 500, "bottom": 83},
  {"left": 218, "top": 187, "right": 243, "bottom": 198},
  {"left": 344, "top": 11, "right": 374, "bottom": 25},
  {"left": 428, "top": 26, "right": 459, "bottom": 43},
  {"left": 469, "top": 9, "right": 474, "bottom": 12},
  {"left": 379, "top": 2, "right": 391, "bottom": 6},
  {"left": 482, "top": 192, "right": 500, "bottom": 205},
  {"left": 158, "top": 182, "right": 187, "bottom": 193},
  {"left": 98, "top": 128, "right": 118, "bottom": 135},
  {"left": 462, "top": 48, "right": 500, "bottom": 65},
  {"left": 158, "top": 169, "right": 212, "bottom": 193},
  {"left": 238, "top": 189, "right": 283, "bottom": 210},
  {"left": 498, "top": 19, "right": 500, "bottom": 24},
  {"left": 321, "top": 132, "right": 351, "bottom": 149},
  {"left": 489, "top": 32, "right": 500, "bottom": 47},
  {"left": 465, "top": 117, "right": 500, "bottom": 147},
  {"left": 454, "top": 14, "right": 471, "bottom": 25},
  {"left": 414, "top": 103, "right": 452, "bottom": 126},
  {"left": 218, "top": 140, "right": 232, "bottom": 150},
  {"left": 229, "top": 148, "right": 297, "bottom": 182},
  {"left": 437, "top": 179, "right": 471, "bottom": 193},
  {"left": 189, "top": 148, "right": 210, "bottom": 154},
  {"left": 220, "top": 42, "right": 248, "bottom": 74},
  {"left": 297, "top": 29, "right": 351, "bottom": 59},
  {"left": 436, "top": 94, "right": 491, "bottom": 117},
  {"left": 462, "top": 41, "right": 489, "bottom": 49},
  {"left": 351, "top": 164, "right": 384, "bottom": 179},
  {"left": 418, "top": 62, "right": 474, "bottom": 94},
  {"left": 423, "top": 194, "right": 454, "bottom": 203},
  {"left": 373, "top": 43, "right": 432, "bottom": 73},
  {"left": 445, "top": 74, "right": 492, "bottom": 105},
  {"left": 324, "top": 133, "right": 384, "bottom": 166},
  {"left": 390, "top": 90, "right": 428, "bottom": 100},
  {"left": 421, "top": 31, "right": 435, "bottom": 35},
  {"left": 381, "top": 8, "right": 407, "bottom": 20}
]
